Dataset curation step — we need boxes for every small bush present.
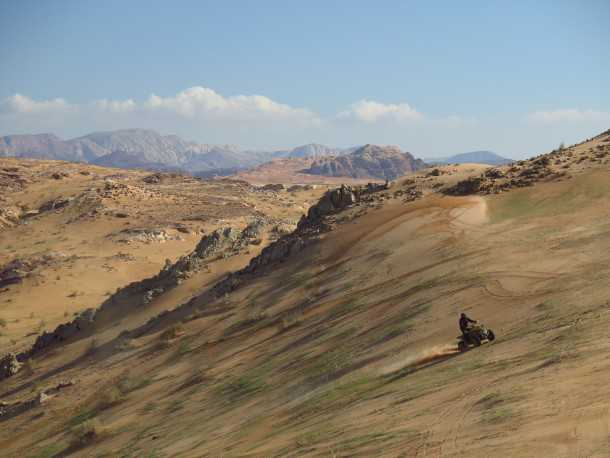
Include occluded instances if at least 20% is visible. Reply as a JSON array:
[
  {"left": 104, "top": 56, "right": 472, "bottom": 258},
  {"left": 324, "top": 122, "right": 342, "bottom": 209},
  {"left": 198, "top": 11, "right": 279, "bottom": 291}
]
[
  {"left": 143, "top": 401, "right": 158, "bottom": 413},
  {"left": 115, "top": 338, "right": 136, "bottom": 352},
  {"left": 160, "top": 324, "right": 184, "bottom": 341},
  {"left": 116, "top": 372, "right": 152, "bottom": 394},
  {"left": 219, "top": 374, "right": 267, "bottom": 401},
  {"left": 70, "top": 419, "right": 102, "bottom": 448},
  {"left": 177, "top": 341, "right": 191, "bottom": 355},
  {"left": 68, "top": 408, "right": 97, "bottom": 428},
  {"left": 33, "top": 442, "right": 67, "bottom": 458},
  {"left": 98, "top": 387, "right": 125, "bottom": 409},
  {"left": 280, "top": 314, "right": 301, "bottom": 330},
  {"left": 0, "top": 318, "right": 6, "bottom": 328}
]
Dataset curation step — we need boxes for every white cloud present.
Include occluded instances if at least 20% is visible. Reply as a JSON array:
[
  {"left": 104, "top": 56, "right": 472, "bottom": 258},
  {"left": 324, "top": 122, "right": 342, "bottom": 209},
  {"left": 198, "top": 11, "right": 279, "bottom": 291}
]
[
  {"left": 526, "top": 109, "right": 610, "bottom": 124},
  {"left": 92, "top": 98, "right": 136, "bottom": 113},
  {"left": 338, "top": 99, "right": 423, "bottom": 123},
  {"left": 145, "top": 86, "right": 318, "bottom": 122},
  {"left": 0, "top": 87, "right": 501, "bottom": 151},
  {"left": 0, "top": 94, "right": 73, "bottom": 114}
]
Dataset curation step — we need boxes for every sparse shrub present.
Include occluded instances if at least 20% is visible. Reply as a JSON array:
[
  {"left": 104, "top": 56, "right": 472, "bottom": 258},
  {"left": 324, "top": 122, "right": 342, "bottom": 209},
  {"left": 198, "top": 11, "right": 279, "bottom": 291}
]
[
  {"left": 70, "top": 419, "right": 102, "bottom": 448},
  {"left": 68, "top": 408, "right": 97, "bottom": 428},
  {"left": 33, "top": 442, "right": 67, "bottom": 458},
  {"left": 166, "top": 399, "right": 184, "bottom": 413},
  {"left": 143, "top": 401, "right": 158, "bottom": 413},
  {"left": 219, "top": 374, "right": 267, "bottom": 401},
  {"left": 116, "top": 372, "right": 152, "bottom": 394},
  {"left": 98, "top": 386, "right": 124, "bottom": 409},
  {"left": 84, "top": 338, "right": 98, "bottom": 357},
  {"left": 0, "top": 318, "right": 6, "bottom": 328},
  {"left": 159, "top": 324, "right": 184, "bottom": 341},
  {"left": 115, "top": 338, "right": 136, "bottom": 352},
  {"left": 97, "top": 373, "right": 152, "bottom": 410},
  {"left": 278, "top": 309, "right": 303, "bottom": 331},
  {"left": 177, "top": 341, "right": 191, "bottom": 355}
]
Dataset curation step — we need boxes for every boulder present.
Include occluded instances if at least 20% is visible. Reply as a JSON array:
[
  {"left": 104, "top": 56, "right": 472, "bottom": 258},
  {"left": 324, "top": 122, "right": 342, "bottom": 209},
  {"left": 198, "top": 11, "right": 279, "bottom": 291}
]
[
  {"left": 444, "top": 177, "right": 484, "bottom": 196},
  {"left": 0, "top": 353, "right": 21, "bottom": 380},
  {"left": 261, "top": 183, "right": 285, "bottom": 192},
  {"left": 39, "top": 197, "right": 73, "bottom": 213},
  {"left": 0, "top": 258, "right": 31, "bottom": 287},
  {"left": 305, "top": 185, "right": 357, "bottom": 223}
]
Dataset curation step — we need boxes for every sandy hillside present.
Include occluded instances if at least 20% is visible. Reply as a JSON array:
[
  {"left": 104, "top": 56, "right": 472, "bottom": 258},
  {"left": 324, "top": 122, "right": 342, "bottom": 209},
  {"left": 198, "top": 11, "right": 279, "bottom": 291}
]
[
  {"left": 0, "top": 160, "right": 325, "bottom": 356},
  {"left": 1, "top": 130, "right": 610, "bottom": 457}
]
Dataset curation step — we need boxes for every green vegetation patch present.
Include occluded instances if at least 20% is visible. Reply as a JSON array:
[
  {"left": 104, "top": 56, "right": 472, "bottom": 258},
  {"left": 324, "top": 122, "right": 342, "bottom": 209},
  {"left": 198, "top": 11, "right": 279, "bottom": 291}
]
[
  {"left": 475, "top": 390, "right": 523, "bottom": 425},
  {"left": 31, "top": 442, "right": 67, "bottom": 458},
  {"left": 218, "top": 373, "right": 268, "bottom": 402},
  {"left": 489, "top": 171, "right": 610, "bottom": 223},
  {"left": 68, "top": 408, "right": 97, "bottom": 428},
  {"left": 331, "top": 430, "right": 419, "bottom": 455},
  {"left": 291, "top": 375, "right": 381, "bottom": 423}
]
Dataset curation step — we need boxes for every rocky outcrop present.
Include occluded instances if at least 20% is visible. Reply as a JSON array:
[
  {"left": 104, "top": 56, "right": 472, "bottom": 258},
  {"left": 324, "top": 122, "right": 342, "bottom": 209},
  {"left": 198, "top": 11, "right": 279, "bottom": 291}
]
[
  {"left": 212, "top": 183, "right": 387, "bottom": 296},
  {"left": 0, "top": 259, "right": 31, "bottom": 287},
  {"left": 0, "top": 253, "right": 68, "bottom": 288},
  {"left": 287, "top": 184, "right": 315, "bottom": 193},
  {"left": 16, "top": 183, "right": 384, "bottom": 359},
  {"left": 0, "top": 380, "right": 74, "bottom": 419},
  {"left": 444, "top": 154, "right": 564, "bottom": 196},
  {"left": 29, "top": 309, "right": 97, "bottom": 356},
  {"left": 260, "top": 183, "right": 285, "bottom": 192},
  {"left": 111, "top": 228, "right": 181, "bottom": 244},
  {"left": 0, "top": 206, "right": 21, "bottom": 230},
  {"left": 22, "top": 221, "right": 267, "bottom": 357},
  {"left": 38, "top": 197, "right": 74, "bottom": 213},
  {"left": 297, "top": 183, "right": 388, "bottom": 230},
  {"left": 0, "top": 353, "right": 21, "bottom": 380},
  {"left": 304, "top": 144, "right": 426, "bottom": 180}
]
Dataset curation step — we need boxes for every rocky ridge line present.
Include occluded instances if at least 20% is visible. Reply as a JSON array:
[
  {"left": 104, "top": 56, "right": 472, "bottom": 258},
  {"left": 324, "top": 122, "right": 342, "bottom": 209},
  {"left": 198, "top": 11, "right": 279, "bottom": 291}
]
[{"left": 6, "top": 221, "right": 267, "bottom": 366}]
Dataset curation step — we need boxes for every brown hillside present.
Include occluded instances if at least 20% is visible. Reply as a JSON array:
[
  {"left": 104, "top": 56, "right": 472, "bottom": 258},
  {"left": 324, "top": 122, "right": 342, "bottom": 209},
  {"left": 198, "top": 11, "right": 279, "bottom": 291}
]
[{"left": 1, "top": 130, "right": 610, "bottom": 457}]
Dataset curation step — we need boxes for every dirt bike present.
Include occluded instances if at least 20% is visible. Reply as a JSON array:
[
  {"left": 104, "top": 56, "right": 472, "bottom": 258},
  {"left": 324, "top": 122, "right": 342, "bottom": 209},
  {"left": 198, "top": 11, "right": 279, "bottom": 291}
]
[{"left": 457, "top": 323, "right": 495, "bottom": 352}]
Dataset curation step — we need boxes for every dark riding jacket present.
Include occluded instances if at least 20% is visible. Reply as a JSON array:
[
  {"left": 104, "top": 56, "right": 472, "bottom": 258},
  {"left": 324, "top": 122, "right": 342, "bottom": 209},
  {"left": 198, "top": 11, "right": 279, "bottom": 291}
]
[{"left": 459, "top": 315, "right": 476, "bottom": 333}]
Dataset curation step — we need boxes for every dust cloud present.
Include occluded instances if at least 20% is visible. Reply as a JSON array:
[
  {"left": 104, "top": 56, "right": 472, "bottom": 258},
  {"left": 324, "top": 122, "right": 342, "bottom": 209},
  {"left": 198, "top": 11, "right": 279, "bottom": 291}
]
[{"left": 379, "top": 343, "right": 459, "bottom": 375}]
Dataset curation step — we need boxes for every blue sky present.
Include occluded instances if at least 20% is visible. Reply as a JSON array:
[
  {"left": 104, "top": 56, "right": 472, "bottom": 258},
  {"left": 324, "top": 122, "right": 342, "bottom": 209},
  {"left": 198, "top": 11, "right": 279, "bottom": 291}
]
[{"left": 1, "top": 0, "right": 609, "bottom": 158}]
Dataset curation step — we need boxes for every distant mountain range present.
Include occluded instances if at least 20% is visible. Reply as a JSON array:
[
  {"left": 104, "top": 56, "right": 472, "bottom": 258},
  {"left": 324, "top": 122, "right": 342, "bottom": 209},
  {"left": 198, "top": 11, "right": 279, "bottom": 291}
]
[
  {"left": 425, "top": 150, "right": 513, "bottom": 166},
  {"left": 304, "top": 144, "right": 426, "bottom": 180},
  {"left": 0, "top": 129, "right": 367, "bottom": 174}
]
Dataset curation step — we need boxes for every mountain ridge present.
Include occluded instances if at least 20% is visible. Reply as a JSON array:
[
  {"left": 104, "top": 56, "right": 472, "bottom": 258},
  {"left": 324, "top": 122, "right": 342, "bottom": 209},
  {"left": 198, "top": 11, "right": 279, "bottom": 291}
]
[
  {"left": 0, "top": 130, "right": 356, "bottom": 173},
  {"left": 304, "top": 144, "right": 427, "bottom": 180},
  {"left": 426, "top": 150, "right": 513, "bottom": 165}
]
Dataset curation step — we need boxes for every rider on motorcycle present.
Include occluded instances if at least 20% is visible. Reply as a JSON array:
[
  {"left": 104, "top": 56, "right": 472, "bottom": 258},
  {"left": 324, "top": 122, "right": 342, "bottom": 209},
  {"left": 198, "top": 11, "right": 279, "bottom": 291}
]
[{"left": 459, "top": 313, "right": 477, "bottom": 335}]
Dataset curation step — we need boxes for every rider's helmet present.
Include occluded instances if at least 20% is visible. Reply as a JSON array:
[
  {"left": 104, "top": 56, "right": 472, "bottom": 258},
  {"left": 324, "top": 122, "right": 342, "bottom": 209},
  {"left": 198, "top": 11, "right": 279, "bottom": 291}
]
[{"left": 460, "top": 313, "right": 466, "bottom": 318}]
